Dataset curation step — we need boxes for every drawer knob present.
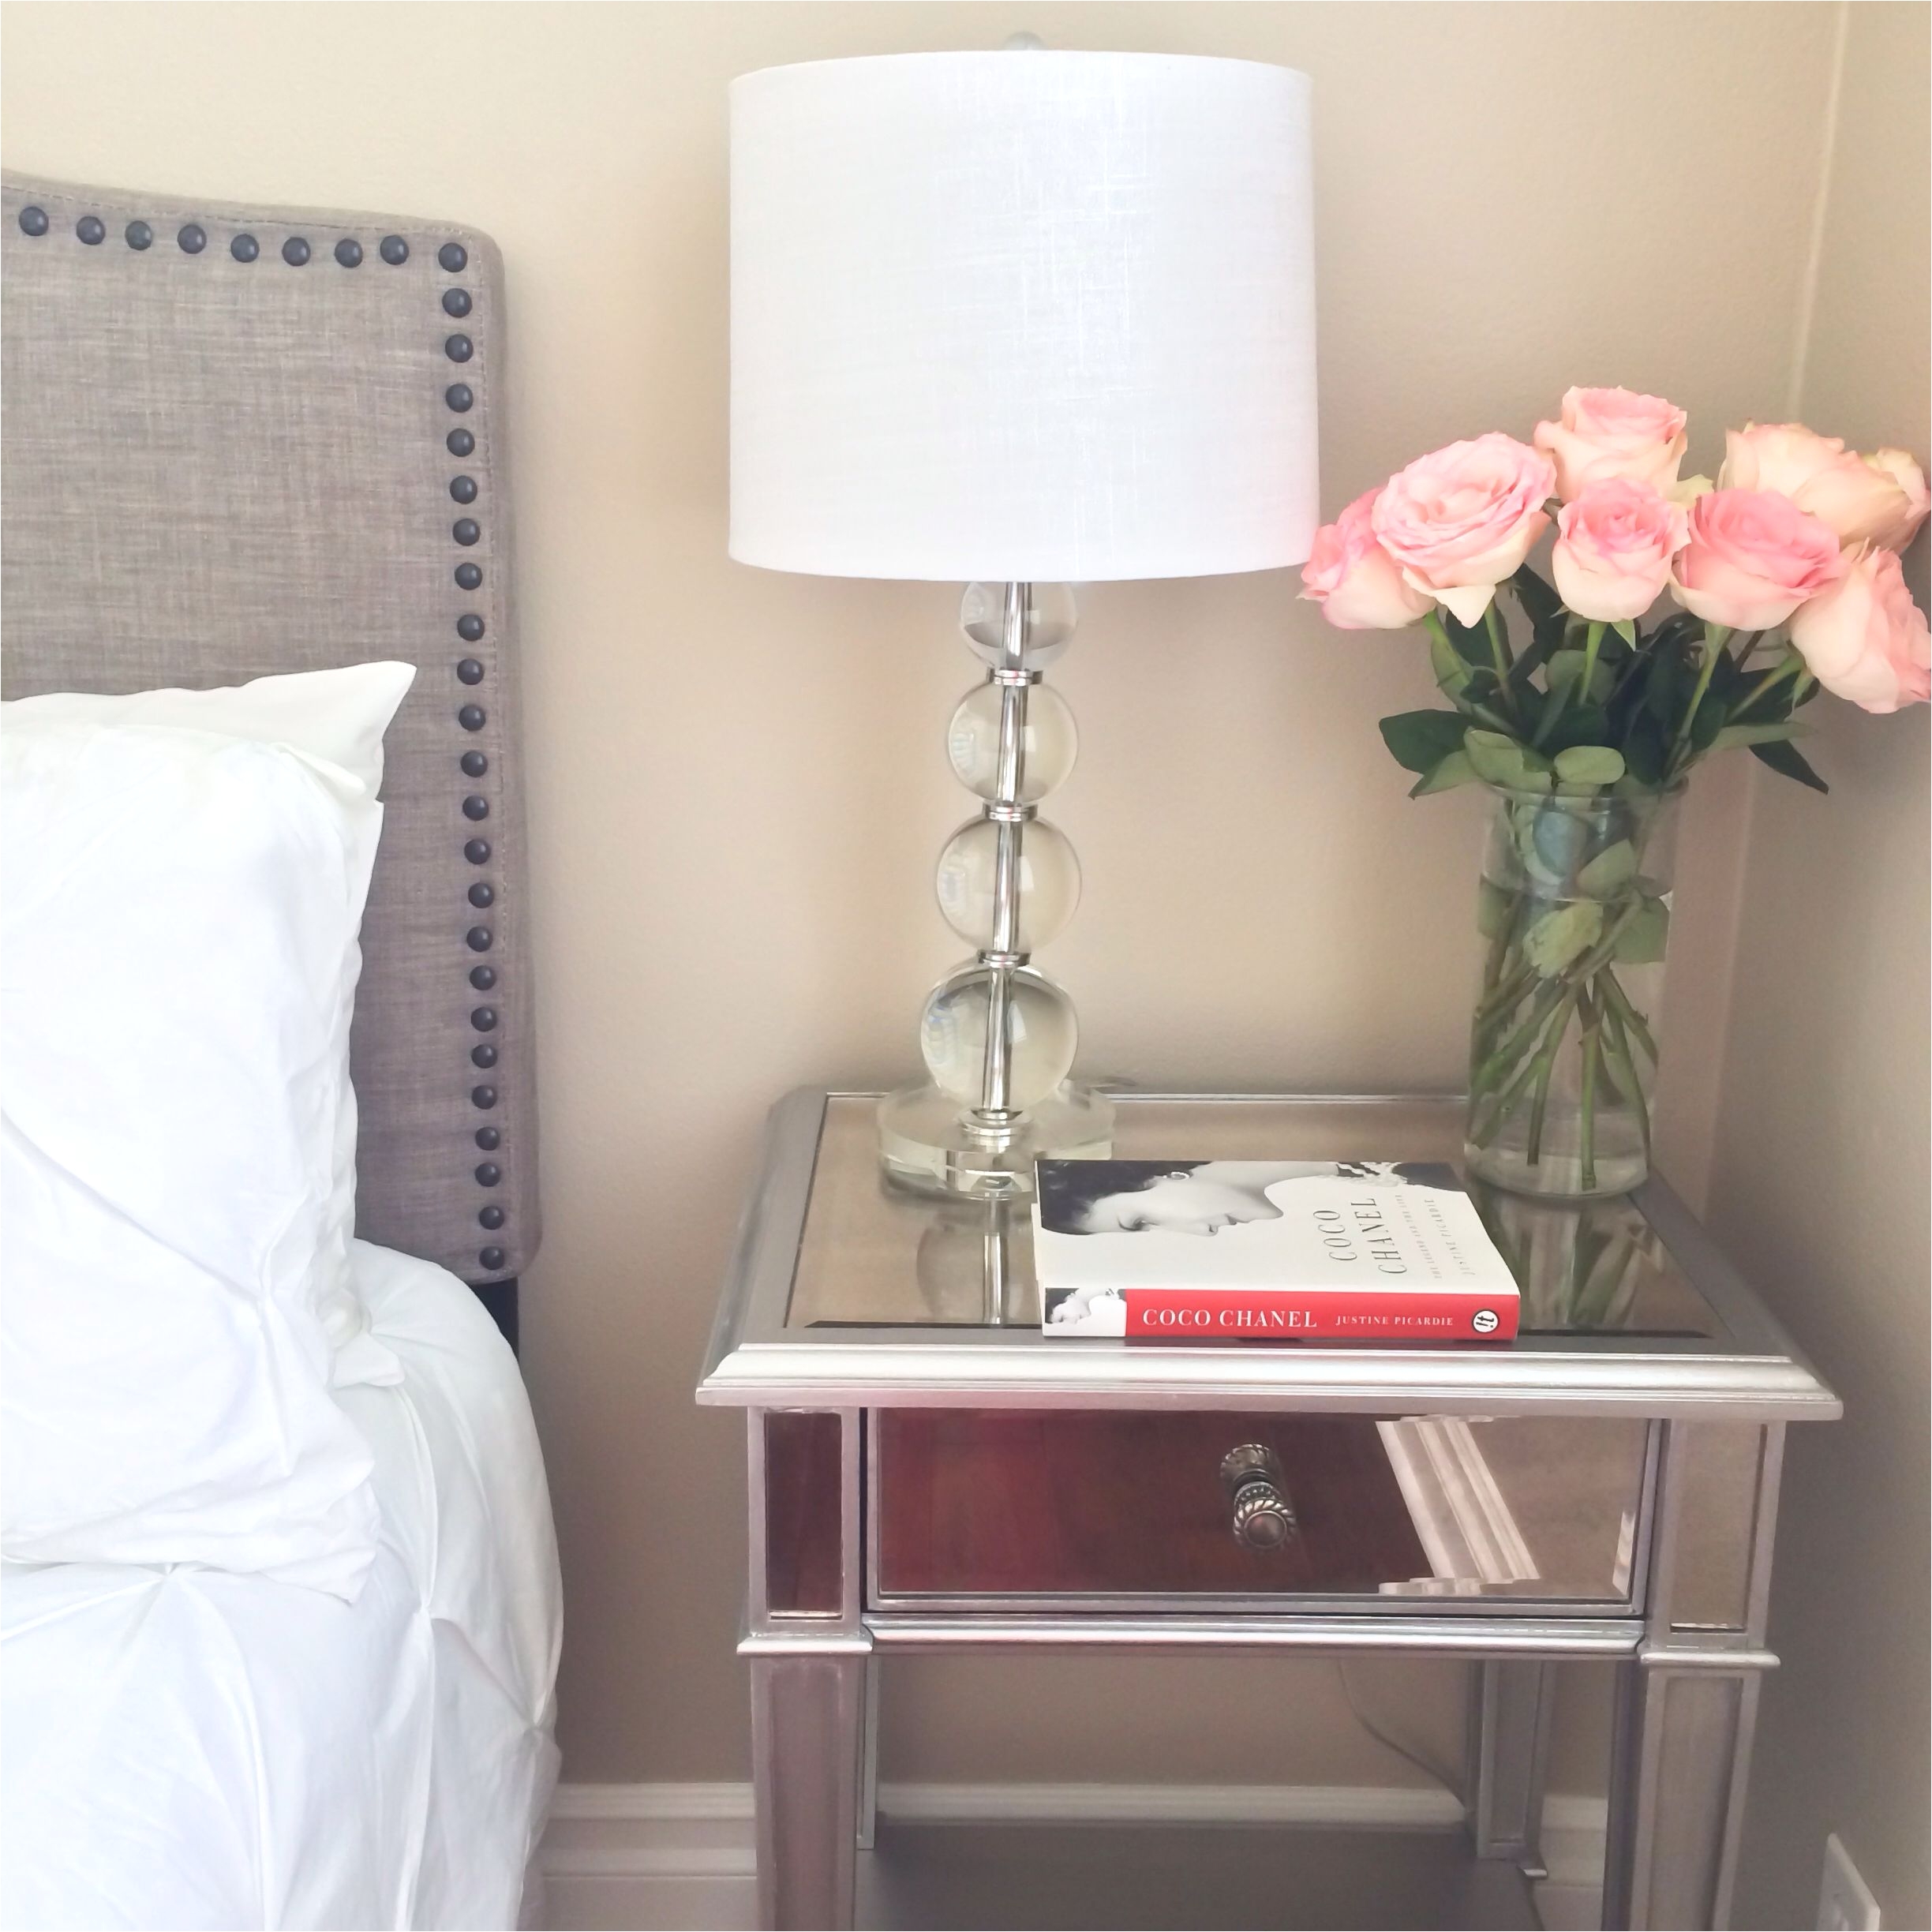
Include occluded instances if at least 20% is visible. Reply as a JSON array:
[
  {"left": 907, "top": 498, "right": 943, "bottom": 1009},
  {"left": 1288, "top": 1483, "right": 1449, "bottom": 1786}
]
[{"left": 1220, "top": 1443, "right": 1297, "bottom": 1552}]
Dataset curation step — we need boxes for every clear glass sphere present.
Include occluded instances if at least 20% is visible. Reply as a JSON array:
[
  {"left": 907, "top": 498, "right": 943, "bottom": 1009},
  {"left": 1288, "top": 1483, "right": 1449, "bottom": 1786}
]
[
  {"left": 960, "top": 582, "right": 1077, "bottom": 672},
  {"left": 945, "top": 682, "right": 1078, "bottom": 803},
  {"left": 919, "top": 962, "right": 1078, "bottom": 1111},
  {"left": 934, "top": 817, "right": 1080, "bottom": 952}
]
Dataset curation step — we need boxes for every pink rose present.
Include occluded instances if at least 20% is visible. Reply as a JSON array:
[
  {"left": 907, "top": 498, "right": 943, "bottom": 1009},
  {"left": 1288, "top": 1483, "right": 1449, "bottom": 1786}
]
[
  {"left": 1550, "top": 480, "right": 1689, "bottom": 622},
  {"left": 1670, "top": 489, "right": 1845, "bottom": 630},
  {"left": 1533, "top": 387, "right": 1689, "bottom": 502},
  {"left": 1371, "top": 434, "right": 1556, "bottom": 627},
  {"left": 1299, "top": 488, "right": 1436, "bottom": 629},
  {"left": 1789, "top": 546, "right": 1931, "bottom": 713},
  {"left": 1816, "top": 446, "right": 1924, "bottom": 552},
  {"left": 1718, "top": 422, "right": 1847, "bottom": 499},
  {"left": 1721, "top": 425, "right": 1928, "bottom": 550}
]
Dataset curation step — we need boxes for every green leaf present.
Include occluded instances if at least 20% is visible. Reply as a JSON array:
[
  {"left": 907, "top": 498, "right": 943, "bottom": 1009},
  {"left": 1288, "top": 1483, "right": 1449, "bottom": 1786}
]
[
  {"left": 1576, "top": 839, "right": 1637, "bottom": 897},
  {"left": 1614, "top": 897, "right": 1671, "bottom": 964},
  {"left": 1429, "top": 624, "right": 1473, "bottom": 696},
  {"left": 1612, "top": 618, "right": 1638, "bottom": 646},
  {"left": 1505, "top": 569, "right": 1569, "bottom": 688},
  {"left": 1443, "top": 610, "right": 1490, "bottom": 667},
  {"left": 1708, "top": 647, "right": 1752, "bottom": 708},
  {"left": 1509, "top": 564, "right": 1564, "bottom": 635},
  {"left": 1642, "top": 646, "right": 1691, "bottom": 724},
  {"left": 1524, "top": 901, "right": 1604, "bottom": 976},
  {"left": 1459, "top": 666, "right": 1503, "bottom": 709},
  {"left": 1750, "top": 738, "right": 1829, "bottom": 793},
  {"left": 1547, "top": 650, "right": 1615, "bottom": 704},
  {"left": 1553, "top": 744, "right": 1627, "bottom": 788},
  {"left": 1712, "top": 721, "right": 1808, "bottom": 751},
  {"left": 1689, "top": 690, "right": 1727, "bottom": 754},
  {"left": 1622, "top": 714, "right": 1669, "bottom": 788},
  {"left": 1464, "top": 728, "right": 1533, "bottom": 786},
  {"left": 1511, "top": 683, "right": 1550, "bottom": 739},
  {"left": 1644, "top": 611, "right": 1702, "bottom": 657},
  {"left": 1541, "top": 703, "right": 1612, "bottom": 756},
  {"left": 1410, "top": 749, "right": 1479, "bottom": 797},
  {"left": 1507, "top": 632, "right": 1566, "bottom": 691},
  {"left": 1380, "top": 710, "right": 1472, "bottom": 775}
]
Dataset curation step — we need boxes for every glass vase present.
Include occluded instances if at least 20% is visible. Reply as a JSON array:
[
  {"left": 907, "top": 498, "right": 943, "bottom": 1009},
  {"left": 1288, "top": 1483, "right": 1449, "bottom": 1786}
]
[{"left": 1464, "top": 784, "right": 1680, "bottom": 1199}]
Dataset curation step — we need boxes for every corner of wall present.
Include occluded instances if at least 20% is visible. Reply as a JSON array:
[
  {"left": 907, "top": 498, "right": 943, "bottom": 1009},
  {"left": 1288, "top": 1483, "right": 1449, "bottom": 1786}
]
[{"left": 1692, "top": 0, "right": 1854, "bottom": 1197}]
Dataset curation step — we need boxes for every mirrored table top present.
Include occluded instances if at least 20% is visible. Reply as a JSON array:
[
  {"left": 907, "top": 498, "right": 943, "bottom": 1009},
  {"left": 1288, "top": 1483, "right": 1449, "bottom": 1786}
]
[{"left": 698, "top": 1091, "right": 1840, "bottom": 1421}]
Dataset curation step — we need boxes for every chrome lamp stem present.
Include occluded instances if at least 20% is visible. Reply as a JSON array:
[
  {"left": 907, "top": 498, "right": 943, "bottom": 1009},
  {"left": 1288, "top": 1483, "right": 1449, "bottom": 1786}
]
[{"left": 975, "top": 580, "right": 1033, "bottom": 1125}]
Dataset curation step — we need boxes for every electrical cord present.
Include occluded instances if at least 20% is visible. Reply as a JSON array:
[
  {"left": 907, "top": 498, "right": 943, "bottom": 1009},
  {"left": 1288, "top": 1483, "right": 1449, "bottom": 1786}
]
[{"left": 1333, "top": 1660, "right": 1466, "bottom": 1801}]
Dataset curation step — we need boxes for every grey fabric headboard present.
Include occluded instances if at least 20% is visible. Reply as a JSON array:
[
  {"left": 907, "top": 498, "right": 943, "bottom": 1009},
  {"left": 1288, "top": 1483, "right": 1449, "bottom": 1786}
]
[{"left": 2, "top": 174, "right": 540, "bottom": 1292}]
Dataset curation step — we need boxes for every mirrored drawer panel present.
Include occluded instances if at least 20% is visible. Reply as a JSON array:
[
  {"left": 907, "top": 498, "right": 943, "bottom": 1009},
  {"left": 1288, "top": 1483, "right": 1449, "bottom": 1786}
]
[{"left": 871, "top": 1410, "right": 1650, "bottom": 1612}]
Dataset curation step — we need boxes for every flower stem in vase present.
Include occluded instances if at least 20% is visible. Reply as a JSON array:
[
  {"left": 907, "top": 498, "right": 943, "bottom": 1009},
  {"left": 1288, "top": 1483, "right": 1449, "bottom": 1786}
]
[
  {"left": 1577, "top": 989, "right": 1602, "bottom": 1193},
  {"left": 1472, "top": 985, "right": 1574, "bottom": 1146},
  {"left": 1472, "top": 977, "right": 1562, "bottom": 1101},
  {"left": 1589, "top": 990, "right": 1628, "bottom": 1104},
  {"left": 1480, "top": 898, "right": 1518, "bottom": 996},
  {"left": 1569, "top": 896, "right": 1646, "bottom": 981},
  {"left": 1598, "top": 986, "right": 1652, "bottom": 1164},
  {"left": 1462, "top": 784, "right": 1680, "bottom": 1196},
  {"left": 1525, "top": 996, "right": 1569, "bottom": 1166},
  {"left": 1475, "top": 967, "right": 1530, "bottom": 1028},
  {"left": 1600, "top": 969, "right": 1658, "bottom": 1063}
]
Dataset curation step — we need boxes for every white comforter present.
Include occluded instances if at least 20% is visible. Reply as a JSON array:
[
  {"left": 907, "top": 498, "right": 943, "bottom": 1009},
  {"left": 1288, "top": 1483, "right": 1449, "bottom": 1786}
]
[{"left": 1, "top": 1241, "right": 562, "bottom": 1930}]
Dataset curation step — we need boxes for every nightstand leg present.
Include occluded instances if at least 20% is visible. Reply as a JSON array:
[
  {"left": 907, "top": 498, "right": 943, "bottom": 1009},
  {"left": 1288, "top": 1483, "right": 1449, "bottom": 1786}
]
[
  {"left": 1466, "top": 1658, "right": 1554, "bottom": 1871},
  {"left": 751, "top": 1649, "right": 867, "bottom": 1930},
  {"left": 857, "top": 1653, "right": 879, "bottom": 1851},
  {"left": 1601, "top": 1654, "right": 1762, "bottom": 1930},
  {"left": 1603, "top": 1421, "right": 1782, "bottom": 1928}
]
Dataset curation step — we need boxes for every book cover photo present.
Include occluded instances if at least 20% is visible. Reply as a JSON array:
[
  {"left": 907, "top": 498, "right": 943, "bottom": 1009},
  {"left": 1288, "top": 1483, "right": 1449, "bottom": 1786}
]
[{"left": 1033, "top": 1159, "right": 1521, "bottom": 1342}]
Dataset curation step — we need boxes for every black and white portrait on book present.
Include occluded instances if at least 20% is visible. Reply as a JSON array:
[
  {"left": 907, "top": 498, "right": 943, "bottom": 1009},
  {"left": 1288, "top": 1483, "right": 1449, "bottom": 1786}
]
[
  {"left": 1035, "top": 1159, "right": 1460, "bottom": 1239},
  {"left": 1033, "top": 1159, "right": 1503, "bottom": 1336}
]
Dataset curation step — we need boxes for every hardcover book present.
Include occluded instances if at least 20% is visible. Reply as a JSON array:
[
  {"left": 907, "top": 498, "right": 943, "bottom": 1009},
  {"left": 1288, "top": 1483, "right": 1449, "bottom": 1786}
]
[{"left": 1033, "top": 1159, "right": 1520, "bottom": 1342}]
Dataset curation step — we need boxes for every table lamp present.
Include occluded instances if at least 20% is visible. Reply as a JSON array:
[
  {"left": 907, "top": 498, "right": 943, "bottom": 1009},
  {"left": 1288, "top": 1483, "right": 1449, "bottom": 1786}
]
[{"left": 729, "top": 47, "right": 1318, "bottom": 1196}]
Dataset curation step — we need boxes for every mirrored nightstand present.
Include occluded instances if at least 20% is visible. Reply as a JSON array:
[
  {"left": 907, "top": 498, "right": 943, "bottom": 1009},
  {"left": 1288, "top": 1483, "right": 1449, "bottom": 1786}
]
[{"left": 698, "top": 1091, "right": 1840, "bottom": 1930}]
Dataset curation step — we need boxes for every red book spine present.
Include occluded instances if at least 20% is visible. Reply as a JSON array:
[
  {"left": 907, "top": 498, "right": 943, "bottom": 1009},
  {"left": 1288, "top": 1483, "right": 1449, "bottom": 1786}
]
[{"left": 1123, "top": 1288, "right": 1518, "bottom": 1342}]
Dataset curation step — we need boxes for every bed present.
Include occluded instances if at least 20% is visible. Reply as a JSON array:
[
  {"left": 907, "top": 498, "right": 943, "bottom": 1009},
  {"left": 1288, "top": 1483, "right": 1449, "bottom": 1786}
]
[
  {"left": 0, "top": 174, "right": 559, "bottom": 1930},
  {"left": 2, "top": 1243, "right": 560, "bottom": 1930}
]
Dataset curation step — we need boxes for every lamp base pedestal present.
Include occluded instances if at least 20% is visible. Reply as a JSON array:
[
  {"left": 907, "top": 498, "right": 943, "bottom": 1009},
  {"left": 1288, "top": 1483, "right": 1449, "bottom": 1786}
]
[{"left": 878, "top": 1081, "right": 1114, "bottom": 1199}]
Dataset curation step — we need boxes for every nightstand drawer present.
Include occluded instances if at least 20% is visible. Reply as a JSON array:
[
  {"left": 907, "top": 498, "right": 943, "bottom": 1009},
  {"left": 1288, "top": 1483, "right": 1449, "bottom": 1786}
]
[{"left": 871, "top": 1409, "right": 1649, "bottom": 1611}]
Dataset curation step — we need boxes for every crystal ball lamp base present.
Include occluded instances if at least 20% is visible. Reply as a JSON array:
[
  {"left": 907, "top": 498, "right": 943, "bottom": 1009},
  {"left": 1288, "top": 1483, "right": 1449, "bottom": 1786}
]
[
  {"left": 878, "top": 582, "right": 1114, "bottom": 1200},
  {"left": 878, "top": 1079, "right": 1114, "bottom": 1197}
]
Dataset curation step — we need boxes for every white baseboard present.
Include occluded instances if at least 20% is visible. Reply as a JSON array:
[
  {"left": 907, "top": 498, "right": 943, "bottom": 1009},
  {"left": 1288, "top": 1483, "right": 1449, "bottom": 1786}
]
[
  {"left": 874, "top": 1779, "right": 1467, "bottom": 1830},
  {"left": 537, "top": 1781, "right": 1608, "bottom": 1930}
]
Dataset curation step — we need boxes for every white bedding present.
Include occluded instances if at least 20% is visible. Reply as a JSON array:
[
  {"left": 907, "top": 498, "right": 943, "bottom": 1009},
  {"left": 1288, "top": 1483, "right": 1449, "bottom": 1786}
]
[{"left": 0, "top": 1241, "right": 561, "bottom": 1931}]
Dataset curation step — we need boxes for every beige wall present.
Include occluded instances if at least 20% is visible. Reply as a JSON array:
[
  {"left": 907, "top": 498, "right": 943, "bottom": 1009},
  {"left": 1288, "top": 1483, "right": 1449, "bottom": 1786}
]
[
  {"left": 1705, "top": 6, "right": 1932, "bottom": 1926},
  {"left": 2, "top": 0, "right": 1917, "bottom": 1885}
]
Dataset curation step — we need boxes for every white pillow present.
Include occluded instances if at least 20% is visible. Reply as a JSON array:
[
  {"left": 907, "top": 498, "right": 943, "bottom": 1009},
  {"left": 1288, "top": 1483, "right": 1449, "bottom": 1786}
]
[{"left": 1, "top": 662, "right": 414, "bottom": 1598}]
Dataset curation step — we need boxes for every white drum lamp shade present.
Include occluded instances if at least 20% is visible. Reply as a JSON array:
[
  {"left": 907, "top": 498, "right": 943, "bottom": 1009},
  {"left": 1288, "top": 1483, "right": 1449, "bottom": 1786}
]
[{"left": 729, "top": 51, "right": 1318, "bottom": 582}]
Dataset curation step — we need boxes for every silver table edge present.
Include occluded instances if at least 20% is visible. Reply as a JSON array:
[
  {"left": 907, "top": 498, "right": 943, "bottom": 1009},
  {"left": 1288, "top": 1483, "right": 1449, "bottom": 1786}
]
[{"left": 698, "top": 1088, "right": 1840, "bottom": 1421}]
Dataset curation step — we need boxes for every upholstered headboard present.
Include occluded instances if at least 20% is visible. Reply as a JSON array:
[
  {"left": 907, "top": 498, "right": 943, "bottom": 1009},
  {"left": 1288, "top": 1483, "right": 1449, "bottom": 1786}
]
[{"left": 1, "top": 174, "right": 540, "bottom": 1308}]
